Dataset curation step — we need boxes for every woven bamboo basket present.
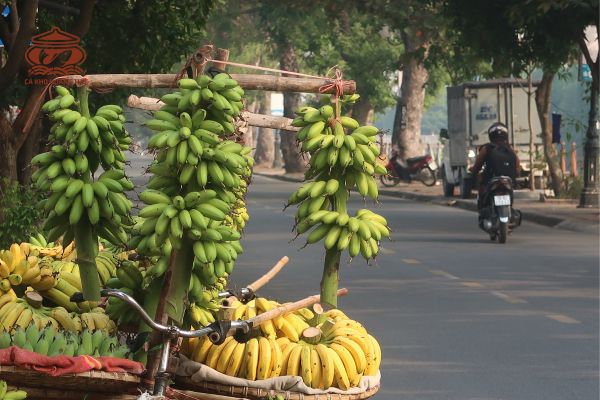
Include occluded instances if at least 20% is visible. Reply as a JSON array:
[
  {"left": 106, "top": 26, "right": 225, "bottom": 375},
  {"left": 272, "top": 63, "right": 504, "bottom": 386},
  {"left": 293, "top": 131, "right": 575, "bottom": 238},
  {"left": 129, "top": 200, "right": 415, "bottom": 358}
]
[
  {"left": 173, "top": 378, "right": 380, "bottom": 400},
  {"left": 0, "top": 365, "right": 141, "bottom": 399}
]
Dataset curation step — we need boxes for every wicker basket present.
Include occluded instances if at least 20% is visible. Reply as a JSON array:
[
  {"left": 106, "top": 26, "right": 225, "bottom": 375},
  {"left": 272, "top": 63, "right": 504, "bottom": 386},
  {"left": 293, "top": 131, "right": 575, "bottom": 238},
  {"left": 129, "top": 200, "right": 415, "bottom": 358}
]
[
  {"left": 173, "top": 377, "right": 380, "bottom": 400},
  {"left": 0, "top": 365, "right": 141, "bottom": 399}
]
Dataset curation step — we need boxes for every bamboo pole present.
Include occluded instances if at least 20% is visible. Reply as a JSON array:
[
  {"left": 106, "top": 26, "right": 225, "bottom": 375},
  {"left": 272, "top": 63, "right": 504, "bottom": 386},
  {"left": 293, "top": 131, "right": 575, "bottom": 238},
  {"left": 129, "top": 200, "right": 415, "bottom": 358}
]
[
  {"left": 127, "top": 95, "right": 300, "bottom": 131},
  {"left": 59, "top": 73, "right": 356, "bottom": 94},
  {"left": 247, "top": 288, "right": 348, "bottom": 326},
  {"left": 246, "top": 256, "right": 289, "bottom": 292}
]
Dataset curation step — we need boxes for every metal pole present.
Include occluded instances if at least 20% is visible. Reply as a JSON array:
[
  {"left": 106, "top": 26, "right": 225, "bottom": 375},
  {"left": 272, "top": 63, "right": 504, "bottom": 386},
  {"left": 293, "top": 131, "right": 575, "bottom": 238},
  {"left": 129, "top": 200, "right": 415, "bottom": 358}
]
[{"left": 579, "top": 78, "right": 599, "bottom": 207}]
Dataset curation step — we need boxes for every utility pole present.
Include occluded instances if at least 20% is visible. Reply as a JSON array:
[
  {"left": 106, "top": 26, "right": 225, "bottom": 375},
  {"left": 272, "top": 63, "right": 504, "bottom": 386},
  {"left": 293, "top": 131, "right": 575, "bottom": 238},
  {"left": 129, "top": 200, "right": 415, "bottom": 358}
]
[
  {"left": 578, "top": 27, "right": 599, "bottom": 207},
  {"left": 579, "top": 118, "right": 599, "bottom": 207}
]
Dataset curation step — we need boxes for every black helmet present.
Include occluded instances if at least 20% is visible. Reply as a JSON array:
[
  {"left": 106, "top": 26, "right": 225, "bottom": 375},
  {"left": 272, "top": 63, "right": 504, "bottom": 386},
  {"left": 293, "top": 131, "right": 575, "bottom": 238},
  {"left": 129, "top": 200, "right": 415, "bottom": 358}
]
[{"left": 488, "top": 122, "right": 509, "bottom": 142}]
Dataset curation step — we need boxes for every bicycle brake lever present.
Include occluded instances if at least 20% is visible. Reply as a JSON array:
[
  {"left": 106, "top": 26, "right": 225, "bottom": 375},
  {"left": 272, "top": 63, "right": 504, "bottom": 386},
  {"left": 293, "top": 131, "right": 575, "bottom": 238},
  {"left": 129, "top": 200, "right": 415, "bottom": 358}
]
[
  {"left": 218, "top": 287, "right": 255, "bottom": 303},
  {"left": 207, "top": 320, "right": 232, "bottom": 345},
  {"left": 206, "top": 320, "right": 253, "bottom": 345}
]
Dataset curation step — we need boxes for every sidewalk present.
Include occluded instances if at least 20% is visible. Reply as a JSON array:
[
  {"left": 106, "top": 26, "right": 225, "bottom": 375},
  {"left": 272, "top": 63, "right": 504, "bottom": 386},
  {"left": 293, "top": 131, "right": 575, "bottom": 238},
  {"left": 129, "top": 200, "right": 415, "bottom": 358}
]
[{"left": 253, "top": 167, "right": 599, "bottom": 235}]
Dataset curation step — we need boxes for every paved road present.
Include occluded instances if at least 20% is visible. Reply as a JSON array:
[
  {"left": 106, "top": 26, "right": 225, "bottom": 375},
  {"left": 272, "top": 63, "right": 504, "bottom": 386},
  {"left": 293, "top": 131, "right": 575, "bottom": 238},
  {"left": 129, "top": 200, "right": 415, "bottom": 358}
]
[{"left": 230, "top": 175, "right": 599, "bottom": 400}]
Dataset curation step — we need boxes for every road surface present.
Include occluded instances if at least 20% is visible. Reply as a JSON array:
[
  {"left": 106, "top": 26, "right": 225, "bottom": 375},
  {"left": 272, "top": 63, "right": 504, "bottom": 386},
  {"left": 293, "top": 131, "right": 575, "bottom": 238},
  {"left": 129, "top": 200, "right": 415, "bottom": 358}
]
[{"left": 231, "top": 175, "right": 599, "bottom": 400}]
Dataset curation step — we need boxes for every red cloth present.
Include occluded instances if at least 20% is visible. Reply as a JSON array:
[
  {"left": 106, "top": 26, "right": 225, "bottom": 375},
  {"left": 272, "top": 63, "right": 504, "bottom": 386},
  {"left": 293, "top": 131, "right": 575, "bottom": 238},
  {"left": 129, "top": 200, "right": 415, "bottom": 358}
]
[{"left": 0, "top": 346, "right": 144, "bottom": 377}]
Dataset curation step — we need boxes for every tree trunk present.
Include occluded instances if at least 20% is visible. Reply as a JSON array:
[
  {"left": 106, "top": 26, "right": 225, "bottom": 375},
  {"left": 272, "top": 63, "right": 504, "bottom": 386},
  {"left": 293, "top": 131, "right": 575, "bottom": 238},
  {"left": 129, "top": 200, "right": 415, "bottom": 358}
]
[
  {"left": 352, "top": 97, "right": 374, "bottom": 125},
  {"left": 392, "top": 36, "right": 430, "bottom": 159},
  {"left": 0, "top": 111, "right": 17, "bottom": 182},
  {"left": 17, "top": 118, "right": 42, "bottom": 184},
  {"left": 535, "top": 70, "right": 564, "bottom": 196},
  {"left": 279, "top": 45, "right": 306, "bottom": 173},
  {"left": 254, "top": 91, "right": 275, "bottom": 168}
]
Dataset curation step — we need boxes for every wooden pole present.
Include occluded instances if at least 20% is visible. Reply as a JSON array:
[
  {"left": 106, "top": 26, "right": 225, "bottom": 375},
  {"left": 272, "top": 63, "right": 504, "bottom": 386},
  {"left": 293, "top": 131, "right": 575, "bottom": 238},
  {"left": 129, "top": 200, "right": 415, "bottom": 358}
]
[
  {"left": 143, "top": 250, "right": 177, "bottom": 390},
  {"left": 248, "top": 288, "right": 348, "bottom": 327},
  {"left": 127, "top": 95, "right": 300, "bottom": 132},
  {"left": 59, "top": 73, "right": 356, "bottom": 94},
  {"left": 246, "top": 256, "right": 289, "bottom": 292},
  {"left": 570, "top": 142, "right": 578, "bottom": 177}
]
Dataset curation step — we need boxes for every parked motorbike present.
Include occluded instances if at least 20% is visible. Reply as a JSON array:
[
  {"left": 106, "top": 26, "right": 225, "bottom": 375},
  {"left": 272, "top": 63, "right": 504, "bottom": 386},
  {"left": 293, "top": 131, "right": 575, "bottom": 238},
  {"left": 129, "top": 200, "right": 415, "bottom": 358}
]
[
  {"left": 478, "top": 176, "right": 522, "bottom": 243},
  {"left": 380, "top": 154, "right": 437, "bottom": 187}
]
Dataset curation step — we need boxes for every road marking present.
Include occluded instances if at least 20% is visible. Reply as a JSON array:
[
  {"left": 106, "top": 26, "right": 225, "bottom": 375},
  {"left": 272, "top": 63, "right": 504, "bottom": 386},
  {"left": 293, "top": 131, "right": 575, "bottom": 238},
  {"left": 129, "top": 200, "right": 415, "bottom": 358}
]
[
  {"left": 461, "top": 281, "right": 483, "bottom": 288},
  {"left": 402, "top": 258, "right": 421, "bottom": 264},
  {"left": 379, "top": 247, "right": 395, "bottom": 255},
  {"left": 429, "top": 270, "right": 459, "bottom": 280},
  {"left": 490, "top": 290, "right": 527, "bottom": 304},
  {"left": 546, "top": 314, "right": 581, "bottom": 324}
]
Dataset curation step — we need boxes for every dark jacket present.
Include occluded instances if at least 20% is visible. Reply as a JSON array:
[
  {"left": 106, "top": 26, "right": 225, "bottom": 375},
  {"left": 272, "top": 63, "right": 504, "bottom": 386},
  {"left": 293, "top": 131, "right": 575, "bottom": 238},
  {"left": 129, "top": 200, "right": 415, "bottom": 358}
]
[{"left": 469, "top": 141, "right": 521, "bottom": 184}]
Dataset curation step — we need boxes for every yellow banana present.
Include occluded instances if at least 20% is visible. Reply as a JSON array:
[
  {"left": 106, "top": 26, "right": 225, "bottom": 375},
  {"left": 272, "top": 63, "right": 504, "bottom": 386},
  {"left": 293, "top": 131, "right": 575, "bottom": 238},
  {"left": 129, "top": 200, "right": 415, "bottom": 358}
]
[
  {"left": 333, "top": 336, "right": 367, "bottom": 374},
  {"left": 225, "top": 341, "right": 246, "bottom": 377},
  {"left": 192, "top": 336, "right": 214, "bottom": 364},
  {"left": 215, "top": 336, "right": 239, "bottom": 373},
  {"left": 256, "top": 337, "right": 271, "bottom": 380},
  {"left": 244, "top": 338, "right": 259, "bottom": 380},
  {"left": 15, "top": 308, "right": 33, "bottom": 330},
  {"left": 277, "top": 317, "right": 299, "bottom": 342},
  {"left": 331, "top": 342, "right": 360, "bottom": 387},
  {"left": 0, "top": 260, "right": 10, "bottom": 278},
  {"left": 1, "top": 302, "right": 24, "bottom": 331},
  {"left": 315, "top": 344, "right": 335, "bottom": 389},
  {"left": 206, "top": 336, "right": 233, "bottom": 370},
  {"left": 328, "top": 346, "right": 351, "bottom": 389},
  {"left": 367, "top": 334, "right": 381, "bottom": 374},
  {"left": 269, "top": 337, "right": 283, "bottom": 378},
  {"left": 310, "top": 347, "right": 322, "bottom": 389},
  {"left": 21, "top": 265, "right": 41, "bottom": 284},
  {"left": 285, "top": 342, "right": 303, "bottom": 377},
  {"left": 300, "top": 344, "right": 312, "bottom": 387}
]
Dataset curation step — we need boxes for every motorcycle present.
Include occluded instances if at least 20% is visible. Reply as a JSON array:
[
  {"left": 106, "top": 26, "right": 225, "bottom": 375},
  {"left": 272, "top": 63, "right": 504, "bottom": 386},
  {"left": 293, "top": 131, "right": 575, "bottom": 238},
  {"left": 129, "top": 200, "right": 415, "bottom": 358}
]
[
  {"left": 380, "top": 154, "right": 437, "bottom": 187},
  {"left": 478, "top": 176, "right": 522, "bottom": 243}
]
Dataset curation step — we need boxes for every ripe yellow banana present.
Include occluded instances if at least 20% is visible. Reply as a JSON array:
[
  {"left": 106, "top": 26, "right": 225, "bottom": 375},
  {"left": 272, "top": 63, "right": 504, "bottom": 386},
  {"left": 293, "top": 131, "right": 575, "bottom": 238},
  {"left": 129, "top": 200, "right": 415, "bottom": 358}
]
[
  {"left": 315, "top": 344, "right": 334, "bottom": 389},
  {"left": 300, "top": 344, "right": 313, "bottom": 387},
  {"left": 330, "top": 342, "right": 360, "bottom": 387},
  {"left": 244, "top": 338, "right": 259, "bottom": 380},
  {"left": 215, "top": 336, "right": 239, "bottom": 373},
  {"left": 256, "top": 337, "right": 271, "bottom": 380}
]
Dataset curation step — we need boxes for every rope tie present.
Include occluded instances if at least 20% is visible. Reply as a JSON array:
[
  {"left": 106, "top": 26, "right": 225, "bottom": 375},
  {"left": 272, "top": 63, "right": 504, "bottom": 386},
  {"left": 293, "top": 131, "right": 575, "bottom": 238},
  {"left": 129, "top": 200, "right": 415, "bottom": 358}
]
[{"left": 318, "top": 68, "right": 345, "bottom": 120}]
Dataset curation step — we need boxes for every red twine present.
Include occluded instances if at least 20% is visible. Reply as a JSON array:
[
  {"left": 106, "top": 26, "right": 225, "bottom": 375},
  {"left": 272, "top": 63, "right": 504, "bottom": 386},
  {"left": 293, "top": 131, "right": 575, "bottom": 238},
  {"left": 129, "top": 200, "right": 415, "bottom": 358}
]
[{"left": 318, "top": 67, "right": 345, "bottom": 120}]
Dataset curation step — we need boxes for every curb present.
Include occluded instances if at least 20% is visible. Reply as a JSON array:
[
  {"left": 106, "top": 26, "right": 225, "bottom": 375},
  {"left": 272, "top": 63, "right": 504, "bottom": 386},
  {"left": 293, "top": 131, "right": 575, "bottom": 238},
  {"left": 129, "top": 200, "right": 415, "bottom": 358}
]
[{"left": 254, "top": 172, "right": 596, "bottom": 234}]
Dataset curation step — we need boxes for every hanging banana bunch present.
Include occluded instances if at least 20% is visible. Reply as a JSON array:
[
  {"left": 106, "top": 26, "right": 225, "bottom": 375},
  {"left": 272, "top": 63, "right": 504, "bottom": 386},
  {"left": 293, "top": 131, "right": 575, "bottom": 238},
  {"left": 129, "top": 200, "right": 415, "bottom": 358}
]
[
  {"left": 289, "top": 94, "right": 391, "bottom": 307},
  {"left": 32, "top": 85, "right": 133, "bottom": 300},
  {"left": 129, "top": 72, "right": 253, "bottom": 324}
]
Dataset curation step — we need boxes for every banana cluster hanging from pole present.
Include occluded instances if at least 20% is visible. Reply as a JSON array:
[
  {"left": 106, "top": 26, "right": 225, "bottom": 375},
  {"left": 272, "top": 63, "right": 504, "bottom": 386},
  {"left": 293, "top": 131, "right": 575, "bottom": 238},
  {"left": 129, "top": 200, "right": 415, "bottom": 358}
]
[
  {"left": 130, "top": 72, "right": 253, "bottom": 324},
  {"left": 33, "top": 86, "right": 133, "bottom": 300}
]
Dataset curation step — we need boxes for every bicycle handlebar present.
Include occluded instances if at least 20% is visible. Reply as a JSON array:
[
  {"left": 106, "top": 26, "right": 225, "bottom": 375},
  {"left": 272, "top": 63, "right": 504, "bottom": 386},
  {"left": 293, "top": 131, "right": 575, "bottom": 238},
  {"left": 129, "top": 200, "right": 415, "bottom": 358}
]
[{"left": 70, "top": 289, "right": 251, "bottom": 344}]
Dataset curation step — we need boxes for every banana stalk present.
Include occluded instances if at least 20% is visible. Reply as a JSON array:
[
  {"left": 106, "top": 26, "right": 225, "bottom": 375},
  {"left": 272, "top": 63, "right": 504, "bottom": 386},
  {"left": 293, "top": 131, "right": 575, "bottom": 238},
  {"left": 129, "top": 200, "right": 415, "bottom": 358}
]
[
  {"left": 320, "top": 187, "right": 348, "bottom": 308},
  {"left": 73, "top": 87, "right": 101, "bottom": 301},
  {"left": 74, "top": 223, "right": 101, "bottom": 300},
  {"left": 165, "top": 238, "right": 195, "bottom": 324}
]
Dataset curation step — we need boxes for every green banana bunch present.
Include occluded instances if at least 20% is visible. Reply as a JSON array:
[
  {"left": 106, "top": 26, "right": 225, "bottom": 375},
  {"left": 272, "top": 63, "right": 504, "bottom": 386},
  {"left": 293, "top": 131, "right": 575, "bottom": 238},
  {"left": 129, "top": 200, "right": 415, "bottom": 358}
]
[
  {"left": 130, "top": 75, "right": 252, "bottom": 319},
  {"left": 34, "top": 86, "right": 134, "bottom": 301},
  {"left": 291, "top": 94, "right": 391, "bottom": 264},
  {"left": 0, "top": 380, "right": 27, "bottom": 400},
  {"left": 3, "top": 322, "right": 130, "bottom": 359}
]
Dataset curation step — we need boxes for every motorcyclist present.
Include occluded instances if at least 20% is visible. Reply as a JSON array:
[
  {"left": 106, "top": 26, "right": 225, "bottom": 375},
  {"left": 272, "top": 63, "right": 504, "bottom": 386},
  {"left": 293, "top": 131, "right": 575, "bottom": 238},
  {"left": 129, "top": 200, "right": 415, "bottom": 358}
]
[{"left": 469, "top": 122, "right": 521, "bottom": 210}]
